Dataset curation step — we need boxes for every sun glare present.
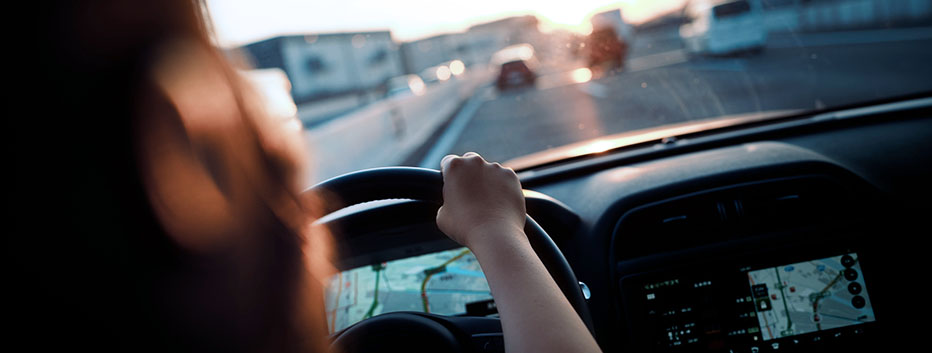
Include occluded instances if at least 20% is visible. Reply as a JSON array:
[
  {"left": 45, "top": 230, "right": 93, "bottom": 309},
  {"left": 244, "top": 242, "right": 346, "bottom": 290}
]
[
  {"left": 570, "top": 139, "right": 615, "bottom": 156},
  {"left": 207, "top": 0, "right": 686, "bottom": 46},
  {"left": 536, "top": 16, "right": 593, "bottom": 35},
  {"left": 531, "top": 0, "right": 688, "bottom": 36},
  {"left": 571, "top": 68, "right": 593, "bottom": 83},
  {"left": 532, "top": 1, "right": 642, "bottom": 35}
]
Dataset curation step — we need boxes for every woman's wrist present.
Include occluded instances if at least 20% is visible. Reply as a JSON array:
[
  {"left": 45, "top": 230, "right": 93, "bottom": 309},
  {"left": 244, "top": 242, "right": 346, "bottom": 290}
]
[{"left": 463, "top": 223, "right": 528, "bottom": 257}]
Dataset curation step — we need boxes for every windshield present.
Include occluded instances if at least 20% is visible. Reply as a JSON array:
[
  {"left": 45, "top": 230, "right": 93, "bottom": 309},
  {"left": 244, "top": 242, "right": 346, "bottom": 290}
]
[{"left": 205, "top": 0, "right": 932, "bottom": 183}]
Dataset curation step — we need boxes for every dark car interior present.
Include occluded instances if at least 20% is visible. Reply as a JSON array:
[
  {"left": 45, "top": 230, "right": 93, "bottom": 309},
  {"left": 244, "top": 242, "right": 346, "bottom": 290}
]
[{"left": 312, "top": 94, "right": 931, "bottom": 352}]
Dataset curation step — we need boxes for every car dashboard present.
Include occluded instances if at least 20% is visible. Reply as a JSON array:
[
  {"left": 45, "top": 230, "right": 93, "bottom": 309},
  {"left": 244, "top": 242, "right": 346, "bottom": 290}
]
[{"left": 322, "top": 96, "right": 932, "bottom": 352}]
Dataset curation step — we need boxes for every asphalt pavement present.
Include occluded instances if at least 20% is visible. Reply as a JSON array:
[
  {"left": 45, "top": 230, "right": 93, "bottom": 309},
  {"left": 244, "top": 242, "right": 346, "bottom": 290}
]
[{"left": 415, "top": 27, "right": 932, "bottom": 165}]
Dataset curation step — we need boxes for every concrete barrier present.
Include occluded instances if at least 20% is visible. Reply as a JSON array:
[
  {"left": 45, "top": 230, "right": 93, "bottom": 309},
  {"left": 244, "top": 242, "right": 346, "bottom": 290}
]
[
  {"left": 303, "top": 68, "right": 492, "bottom": 183},
  {"left": 297, "top": 92, "right": 381, "bottom": 126}
]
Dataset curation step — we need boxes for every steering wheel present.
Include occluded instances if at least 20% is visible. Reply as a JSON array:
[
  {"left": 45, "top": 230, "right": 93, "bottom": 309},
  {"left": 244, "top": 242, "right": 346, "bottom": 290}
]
[{"left": 305, "top": 167, "right": 593, "bottom": 353}]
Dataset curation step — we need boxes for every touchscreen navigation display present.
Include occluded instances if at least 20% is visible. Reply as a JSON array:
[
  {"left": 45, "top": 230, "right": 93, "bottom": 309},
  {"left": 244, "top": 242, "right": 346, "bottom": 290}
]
[
  {"left": 746, "top": 253, "right": 875, "bottom": 340},
  {"left": 623, "top": 251, "right": 877, "bottom": 352}
]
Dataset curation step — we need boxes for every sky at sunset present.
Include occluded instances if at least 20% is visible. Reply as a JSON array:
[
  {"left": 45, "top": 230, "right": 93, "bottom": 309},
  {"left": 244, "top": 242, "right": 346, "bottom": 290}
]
[{"left": 206, "top": 0, "right": 686, "bottom": 47}]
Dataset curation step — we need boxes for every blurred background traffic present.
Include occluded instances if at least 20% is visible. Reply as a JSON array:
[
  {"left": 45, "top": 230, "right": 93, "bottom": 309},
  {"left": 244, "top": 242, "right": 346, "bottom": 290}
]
[{"left": 209, "top": 0, "right": 932, "bottom": 184}]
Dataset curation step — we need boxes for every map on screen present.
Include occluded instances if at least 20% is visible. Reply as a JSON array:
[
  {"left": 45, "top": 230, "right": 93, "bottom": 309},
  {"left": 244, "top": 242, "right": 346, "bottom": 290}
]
[
  {"left": 324, "top": 247, "right": 493, "bottom": 333},
  {"left": 746, "top": 253, "right": 875, "bottom": 340}
]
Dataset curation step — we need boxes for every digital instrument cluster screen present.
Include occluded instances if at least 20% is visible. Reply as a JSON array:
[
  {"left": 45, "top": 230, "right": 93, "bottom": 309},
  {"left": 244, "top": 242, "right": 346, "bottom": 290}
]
[{"left": 324, "top": 247, "right": 493, "bottom": 333}]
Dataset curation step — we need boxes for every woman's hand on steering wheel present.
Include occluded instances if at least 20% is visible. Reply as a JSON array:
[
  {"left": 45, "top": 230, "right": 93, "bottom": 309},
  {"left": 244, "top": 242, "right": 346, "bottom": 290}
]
[
  {"left": 309, "top": 164, "right": 598, "bottom": 353},
  {"left": 437, "top": 152, "right": 526, "bottom": 250},
  {"left": 436, "top": 152, "right": 602, "bottom": 353}
]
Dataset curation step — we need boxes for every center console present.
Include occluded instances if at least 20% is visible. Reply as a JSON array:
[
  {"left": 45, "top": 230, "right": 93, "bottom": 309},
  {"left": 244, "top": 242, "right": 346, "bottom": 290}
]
[
  {"left": 619, "top": 251, "right": 877, "bottom": 352},
  {"left": 610, "top": 172, "right": 884, "bottom": 352}
]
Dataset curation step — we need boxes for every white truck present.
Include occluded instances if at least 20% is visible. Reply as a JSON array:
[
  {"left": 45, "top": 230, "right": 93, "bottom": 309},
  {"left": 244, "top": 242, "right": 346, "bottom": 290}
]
[{"left": 679, "top": 0, "right": 768, "bottom": 55}]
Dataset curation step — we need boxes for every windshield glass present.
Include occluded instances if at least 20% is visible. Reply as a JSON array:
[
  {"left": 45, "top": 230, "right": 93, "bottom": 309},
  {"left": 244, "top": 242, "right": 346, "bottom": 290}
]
[{"left": 205, "top": 0, "right": 932, "bottom": 183}]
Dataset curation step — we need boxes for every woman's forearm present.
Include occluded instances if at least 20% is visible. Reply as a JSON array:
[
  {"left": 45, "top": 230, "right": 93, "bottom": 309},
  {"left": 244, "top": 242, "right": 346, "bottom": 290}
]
[{"left": 469, "top": 225, "right": 602, "bottom": 353}]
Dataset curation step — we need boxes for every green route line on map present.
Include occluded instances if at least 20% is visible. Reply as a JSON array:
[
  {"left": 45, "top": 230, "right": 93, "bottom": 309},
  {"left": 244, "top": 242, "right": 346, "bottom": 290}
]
[
  {"left": 364, "top": 263, "right": 386, "bottom": 319},
  {"left": 421, "top": 249, "right": 472, "bottom": 313},
  {"left": 774, "top": 267, "right": 793, "bottom": 337}
]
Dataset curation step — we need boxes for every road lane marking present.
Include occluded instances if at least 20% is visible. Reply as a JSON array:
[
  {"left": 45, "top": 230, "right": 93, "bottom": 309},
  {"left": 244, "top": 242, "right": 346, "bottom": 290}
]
[
  {"left": 626, "top": 49, "right": 689, "bottom": 73},
  {"left": 418, "top": 86, "right": 489, "bottom": 167},
  {"left": 577, "top": 82, "right": 608, "bottom": 98}
]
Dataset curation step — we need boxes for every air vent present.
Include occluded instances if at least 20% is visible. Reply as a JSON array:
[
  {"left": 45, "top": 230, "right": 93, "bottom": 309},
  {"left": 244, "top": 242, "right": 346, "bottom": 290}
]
[{"left": 613, "top": 175, "right": 851, "bottom": 259}]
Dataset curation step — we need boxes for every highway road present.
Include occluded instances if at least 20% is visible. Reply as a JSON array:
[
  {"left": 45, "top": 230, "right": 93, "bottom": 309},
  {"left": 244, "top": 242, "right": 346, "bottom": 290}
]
[
  {"left": 414, "top": 27, "right": 932, "bottom": 166},
  {"left": 301, "top": 27, "right": 932, "bottom": 181}
]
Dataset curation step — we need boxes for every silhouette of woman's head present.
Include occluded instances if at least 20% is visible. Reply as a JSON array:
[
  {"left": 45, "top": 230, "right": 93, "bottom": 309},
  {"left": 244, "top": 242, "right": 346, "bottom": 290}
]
[{"left": 30, "top": 1, "right": 334, "bottom": 351}]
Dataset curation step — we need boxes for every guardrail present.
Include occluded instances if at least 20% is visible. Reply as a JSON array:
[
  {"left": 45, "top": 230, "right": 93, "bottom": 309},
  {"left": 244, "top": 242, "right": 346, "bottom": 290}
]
[{"left": 303, "top": 68, "right": 492, "bottom": 183}]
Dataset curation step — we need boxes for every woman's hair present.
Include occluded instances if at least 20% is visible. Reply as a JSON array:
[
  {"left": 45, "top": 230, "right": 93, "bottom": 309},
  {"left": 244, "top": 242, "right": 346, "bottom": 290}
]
[{"left": 21, "top": 1, "right": 333, "bottom": 352}]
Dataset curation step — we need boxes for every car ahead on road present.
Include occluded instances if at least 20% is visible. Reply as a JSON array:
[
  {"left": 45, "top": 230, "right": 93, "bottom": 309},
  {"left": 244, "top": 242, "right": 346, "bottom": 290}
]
[
  {"left": 385, "top": 74, "right": 427, "bottom": 98},
  {"left": 679, "top": 0, "right": 767, "bottom": 55},
  {"left": 585, "top": 9, "right": 631, "bottom": 72},
  {"left": 445, "top": 59, "right": 467, "bottom": 78},
  {"left": 491, "top": 43, "right": 539, "bottom": 91},
  {"left": 420, "top": 60, "right": 467, "bottom": 85},
  {"left": 585, "top": 27, "right": 628, "bottom": 71},
  {"left": 419, "top": 64, "right": 453, "bottom": 85}
]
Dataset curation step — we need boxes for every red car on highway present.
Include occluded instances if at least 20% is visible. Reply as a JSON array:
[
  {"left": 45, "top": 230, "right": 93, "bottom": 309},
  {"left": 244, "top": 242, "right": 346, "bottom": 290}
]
[{"left": 492, "top": 44, "right": 539, "bottom": 90}]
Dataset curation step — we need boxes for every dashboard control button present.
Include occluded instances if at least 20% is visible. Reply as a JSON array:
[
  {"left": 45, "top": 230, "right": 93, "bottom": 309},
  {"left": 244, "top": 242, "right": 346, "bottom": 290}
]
[
  {"left": 851, "top": 295, "right": 866, "bottom": 309},
  {"left": 843, "top": 268, "right": 858, "bottom": 281},
  {"left": 848, "top": 282, "right": 862, "bottom": 295},
  {"left": 841, "top": 255, "right": 855, "bottom": 268}
]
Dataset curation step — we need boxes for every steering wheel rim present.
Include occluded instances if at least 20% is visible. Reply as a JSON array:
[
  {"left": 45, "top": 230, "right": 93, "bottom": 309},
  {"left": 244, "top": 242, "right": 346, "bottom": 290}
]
[{"left": 305, "top": 167, "right": 594, "bottom": 350}]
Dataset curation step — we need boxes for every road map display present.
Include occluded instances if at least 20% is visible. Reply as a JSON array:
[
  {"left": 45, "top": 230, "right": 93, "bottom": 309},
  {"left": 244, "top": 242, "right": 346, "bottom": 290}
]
[
  {"left": 324, "top": 247, "right": 492, "bottom": 333},
  {"left": 746, "top": 253, "right": 875, "bottom": 341}
]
